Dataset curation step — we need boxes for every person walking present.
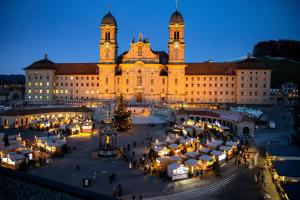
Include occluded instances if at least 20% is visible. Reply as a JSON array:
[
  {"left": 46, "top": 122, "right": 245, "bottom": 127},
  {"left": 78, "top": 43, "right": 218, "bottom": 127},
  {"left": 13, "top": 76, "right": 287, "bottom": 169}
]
[
  {"left": 133, "top": 141, "right": 136, "bottom": 148},
  {"left": 139, "top": 195, "right": 143, "bottom": 200},
  {"left": 129, "top": 161, "right": 132, "bottom": 170},
  {"left": 118, "top": 183, "right": 122, "bottom": 197},
  {"left": 76, "top": 164, "right": 80, "bottom": 171}
]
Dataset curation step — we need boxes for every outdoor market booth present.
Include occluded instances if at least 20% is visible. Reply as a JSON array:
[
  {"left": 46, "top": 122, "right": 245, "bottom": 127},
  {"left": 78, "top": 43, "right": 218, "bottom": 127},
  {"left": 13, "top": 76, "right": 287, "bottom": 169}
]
[
  {"left": 184, "top": 158, "right": 201, "bottom": 176},
  {"left": 225, "top": 141, "right": 239, "bottom": 149},
  {"left": 154, "top": 146, "right": 171, "bottom": 157},
  {"left": 182, "top": 127, "right": 193, "bottom": 137},
  {"left": 210, "top": 150, "right": 226, "bottom": 162},
  {"left": 199, "top": 154, "right": 214, "bottom": 170},
  {"left": 167, "top": 163, "right": 189, "bottom": 180},
  {"left": 185, "top": 151, "right": 199, "bottom": 159},
  {"left": 219, "top": 145, "right": 234, "bottom": 158},
  {"left": 82, "top": 120, "right": 93, "bottom": 133},
  {"left": 199, "top": 147, "right": 211, "bottom": 155},
  {"left": 1, "top": 152, "right": 26, "bottom": 170},
  {"left": 35, "top": 136, "right": 67, "bottom": 154},
  {"left": 155, "top": 157, "right": 171, "bottom": 170},
  {"left": 170, "top": 155, "right": 185, "bottom": 163},
  {"left": 206, "top": 140, "right": 223, "bottom": 150},
  {"left": 68, "top": 124, "right": 81, "bottom": 135},
  {"left": 168, "top": 143, "right": 182, "bottom": 155}
]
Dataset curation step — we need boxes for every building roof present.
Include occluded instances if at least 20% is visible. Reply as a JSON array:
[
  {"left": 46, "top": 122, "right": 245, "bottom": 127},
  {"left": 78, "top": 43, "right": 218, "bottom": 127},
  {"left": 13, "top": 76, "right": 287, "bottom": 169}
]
[
  {"left": 272, "top": 161, "right": 300, "bottom": 177},
  {"left": 24, "top": 57, "right": 269, "bottom": 75},
  {"left": 266, "top": 145, "right": 300, "bottom": 157},
  {"left": 55, "top": 63, "right": 99, "bottom": 75},
  {"left": 24, "top": 58, "right": 56, "bottom": 70},
  {"left": 101, "top": 12, "right": 117, "bottom": 26},
  {"left": 0, "top": 106, "right": 93, "bottom": 116},
  {"left": 185, "top": 59, "right": 269, "bottom": 75},
  {"left": 170, "top": 10, "right": 184, "bottom": 25},
  {"left": 185, "top": 62, "right": 237, "bottom": 75}
]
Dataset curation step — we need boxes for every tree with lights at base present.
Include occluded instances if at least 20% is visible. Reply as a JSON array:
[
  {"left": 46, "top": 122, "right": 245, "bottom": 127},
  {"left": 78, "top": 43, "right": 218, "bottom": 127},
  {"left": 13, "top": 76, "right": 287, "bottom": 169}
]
[{"left": 113, "top": 94, "right": 132, "bottom": 131}]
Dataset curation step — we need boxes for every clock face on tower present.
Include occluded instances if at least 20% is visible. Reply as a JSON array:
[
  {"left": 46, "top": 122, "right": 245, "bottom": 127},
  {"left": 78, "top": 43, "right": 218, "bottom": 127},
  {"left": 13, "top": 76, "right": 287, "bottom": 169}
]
[
  {"left": 105, "top": 43, "right": 110, "bottom": 49},
  {"left": 174, "top": 42, "right": 179, "bottom": 49}
]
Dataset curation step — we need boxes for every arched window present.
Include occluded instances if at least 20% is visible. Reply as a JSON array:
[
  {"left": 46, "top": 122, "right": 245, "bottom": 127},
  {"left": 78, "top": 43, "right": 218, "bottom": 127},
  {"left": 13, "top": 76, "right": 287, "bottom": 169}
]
[
  {"left": 174, "top": 31, "right": 179, "bottom": 40},
  {"left": 105, "top": 50, "right": 109, "bottom": 58},
  {"left": 105, "top": 32, "right": 110, "bottom": 40}
]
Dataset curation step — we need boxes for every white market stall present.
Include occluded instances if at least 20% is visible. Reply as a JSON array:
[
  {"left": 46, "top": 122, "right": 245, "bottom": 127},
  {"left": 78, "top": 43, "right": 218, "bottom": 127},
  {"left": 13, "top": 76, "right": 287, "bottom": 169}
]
[
  {"left": 210, "top": 150, "right": 226, "bottom": 162},
  {"left": 154, "top": 146, "right": 171, "bottom": 157},
  {"left": 167, "top": 163, "right": 189, "bottom": 180},
  {"left": 199, "top": 154, "right": 214, "bottom": 170}
]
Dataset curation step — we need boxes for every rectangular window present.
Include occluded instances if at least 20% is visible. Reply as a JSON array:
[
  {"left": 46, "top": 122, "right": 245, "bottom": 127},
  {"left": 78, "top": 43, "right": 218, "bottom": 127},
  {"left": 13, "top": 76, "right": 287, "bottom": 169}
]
[
  {"left": 28, "top": 90, "right": 32, "bottom": 94},
  {"left": 175, "top": 78, "right": 178, "bottom": 85},
  {"left": 39, "top": 82, "right": 43, "bottom": 86},
  {"left": 126, "top": 79, "right": 129, "bottom": 85}
]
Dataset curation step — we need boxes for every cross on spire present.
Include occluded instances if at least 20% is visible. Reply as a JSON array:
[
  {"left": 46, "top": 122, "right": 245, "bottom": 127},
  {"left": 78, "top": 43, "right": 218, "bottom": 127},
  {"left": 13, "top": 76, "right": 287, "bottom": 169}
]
[
  {"left": 107, "top": 2, "right": 112, "bottom": 12},
  {"left": 175, "top": 0, "right": 179, "bottom": 10}
]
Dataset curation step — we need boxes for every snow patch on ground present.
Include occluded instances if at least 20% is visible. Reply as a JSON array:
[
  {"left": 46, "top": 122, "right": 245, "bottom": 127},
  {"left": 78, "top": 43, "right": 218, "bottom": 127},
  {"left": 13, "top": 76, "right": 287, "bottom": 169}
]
[{"left": 131, "top": 114, "right": 166, "bottom": 124}]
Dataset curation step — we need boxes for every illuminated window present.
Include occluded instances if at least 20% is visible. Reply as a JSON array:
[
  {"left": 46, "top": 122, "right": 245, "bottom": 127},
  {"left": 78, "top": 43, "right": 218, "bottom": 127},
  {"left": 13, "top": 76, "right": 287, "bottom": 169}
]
[
  {"left": 40, "top": 96, "right": 43, "bottom": 99},
  {"left": 47, "top": 96, "right": 49, "bottom": 99},
  {"left": 65, "top": 90, "right": 68, "bottom": 94},
  {"left": 35, "top": 82, "right": 38, "bottom": 86},
  {"left": 28, "top": 96, "right": 31, "bottom": 99},
  {"left": 60, "top": 90, "right": 63, "bottom": 94},
  {"left": 70, "top": 76, "right": 74, "bottom": 80},
  {"left": 28, "top": 82, "right": 32, "bottom": 86},
  {"left": 46, "top": 82, "right": 50, "bottom": 86},
  {"left": 35, "top": 96, "right": 38, "bottom": 99},
  {"left": 39, "top": 89, "right": 43, "bottom": 93},
  {"left": 39, "top": 82, "right": 43, "bottom": 86},
  {"left": 28, "top": 90, "right": 32, "bottom": 94}
]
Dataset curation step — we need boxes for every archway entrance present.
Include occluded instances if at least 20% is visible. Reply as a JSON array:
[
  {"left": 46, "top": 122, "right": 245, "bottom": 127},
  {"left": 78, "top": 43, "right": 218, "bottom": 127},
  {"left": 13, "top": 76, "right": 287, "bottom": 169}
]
[
  {"left": 243, "top": 127, "right": 250, "bottom": 136},
  {"left": 136, "top": 92, "right": 143, "bottom": 102}
]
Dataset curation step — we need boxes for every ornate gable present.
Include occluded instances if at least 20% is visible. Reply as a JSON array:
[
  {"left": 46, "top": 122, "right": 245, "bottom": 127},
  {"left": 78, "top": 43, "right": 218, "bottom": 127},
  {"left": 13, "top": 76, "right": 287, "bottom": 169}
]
[{"left": 122, "top": 34, "right": 159, "bottom": 63}]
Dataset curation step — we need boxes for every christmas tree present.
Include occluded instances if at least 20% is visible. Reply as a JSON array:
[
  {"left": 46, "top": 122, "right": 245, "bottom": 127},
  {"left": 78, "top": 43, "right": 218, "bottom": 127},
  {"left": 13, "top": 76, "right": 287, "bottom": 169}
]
[{"left": 113, "top": 94, "right": 132, "bottom": 131}]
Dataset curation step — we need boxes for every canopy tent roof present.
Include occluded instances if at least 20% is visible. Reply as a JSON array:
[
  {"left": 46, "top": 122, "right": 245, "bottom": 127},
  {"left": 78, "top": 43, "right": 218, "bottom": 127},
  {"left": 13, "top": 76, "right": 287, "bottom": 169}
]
[
  {"left": 219, "top": 146, "right": 232, "bottom": 151},
  {"left": 185, "top": 159, "right": 199, "bottom": 166},
  {"left": 210, "top": 150, "right": 225, "bottom": 156},
  {"left": 199, "top": 154, "right": 213, "bottom": 162},
  {"left": 185, "top": 151, "right": 199, "bottom": 158}
]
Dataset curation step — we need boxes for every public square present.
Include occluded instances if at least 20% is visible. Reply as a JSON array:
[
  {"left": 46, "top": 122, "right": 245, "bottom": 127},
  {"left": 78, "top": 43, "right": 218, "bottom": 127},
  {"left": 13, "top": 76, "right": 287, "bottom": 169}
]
[{"left": 11, "top": 105, "right": 290, "bottom": 200}]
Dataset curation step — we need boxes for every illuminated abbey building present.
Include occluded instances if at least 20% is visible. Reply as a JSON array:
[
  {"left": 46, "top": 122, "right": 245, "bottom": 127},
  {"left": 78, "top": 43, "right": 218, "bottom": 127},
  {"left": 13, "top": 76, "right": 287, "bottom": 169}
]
[{"left": 24, "top": 9, "right": 271, "bottom": 104}]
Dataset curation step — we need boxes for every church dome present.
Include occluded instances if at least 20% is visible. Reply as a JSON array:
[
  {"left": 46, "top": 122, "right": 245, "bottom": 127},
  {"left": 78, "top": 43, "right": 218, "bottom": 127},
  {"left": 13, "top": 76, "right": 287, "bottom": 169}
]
[
  {"left": 170, "top": 10, "right": 184, "bottom": 25},
  {"left": 101, "top": 12, "right": 117, "bottom": 26}
]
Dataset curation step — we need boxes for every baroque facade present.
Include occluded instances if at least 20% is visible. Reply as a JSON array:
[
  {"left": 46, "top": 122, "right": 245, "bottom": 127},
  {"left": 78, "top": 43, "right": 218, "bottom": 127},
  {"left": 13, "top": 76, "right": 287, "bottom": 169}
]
[{"left": 24, "top": 10, "right": 271, "bottom": 104}]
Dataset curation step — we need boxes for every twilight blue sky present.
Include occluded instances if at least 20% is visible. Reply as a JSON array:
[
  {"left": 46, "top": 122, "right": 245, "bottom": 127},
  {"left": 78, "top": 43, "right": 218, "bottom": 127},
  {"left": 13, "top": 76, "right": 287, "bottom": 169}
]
[{"left": 0, "top": 0, "right": 300, "bottom": 74}]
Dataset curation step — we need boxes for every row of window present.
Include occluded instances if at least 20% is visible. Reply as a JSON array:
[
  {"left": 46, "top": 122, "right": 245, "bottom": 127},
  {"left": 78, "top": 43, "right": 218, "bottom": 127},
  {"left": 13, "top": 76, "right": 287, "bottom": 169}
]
[
  {"left": 186, "top": 83, "right": 235, "bottom": 88},
  {"left": 186, "top": 91, "right": 235, "bottom": 96},
  {"left": 241, "top": 77, "right": 268, "bottom": 81},
  {"left": 241, "top": 83, "right": 267, "bottom": 88},
  {"left": 28, "top": 75, "right": 50, "bottom": 80},
  {"left": 28, "top": 95, "right": 50, "bottom": 99},
  {"left": 56, "top": 76, "right": 100, "bottom": 81},
  {"left": 28, "top": 89, "right": 50, "bottom": 94},
  {"left": 28, "top": 82, "right": 50, "bottom": 87},
  {"left": 241, "top": 71, "right": 268, "bottom": 75},
  {"left": 241, "top": 92, "right": 267, "bottom": 96},
  {"left": 186, "top": 76, "right": 234, "bottom": 81}
]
